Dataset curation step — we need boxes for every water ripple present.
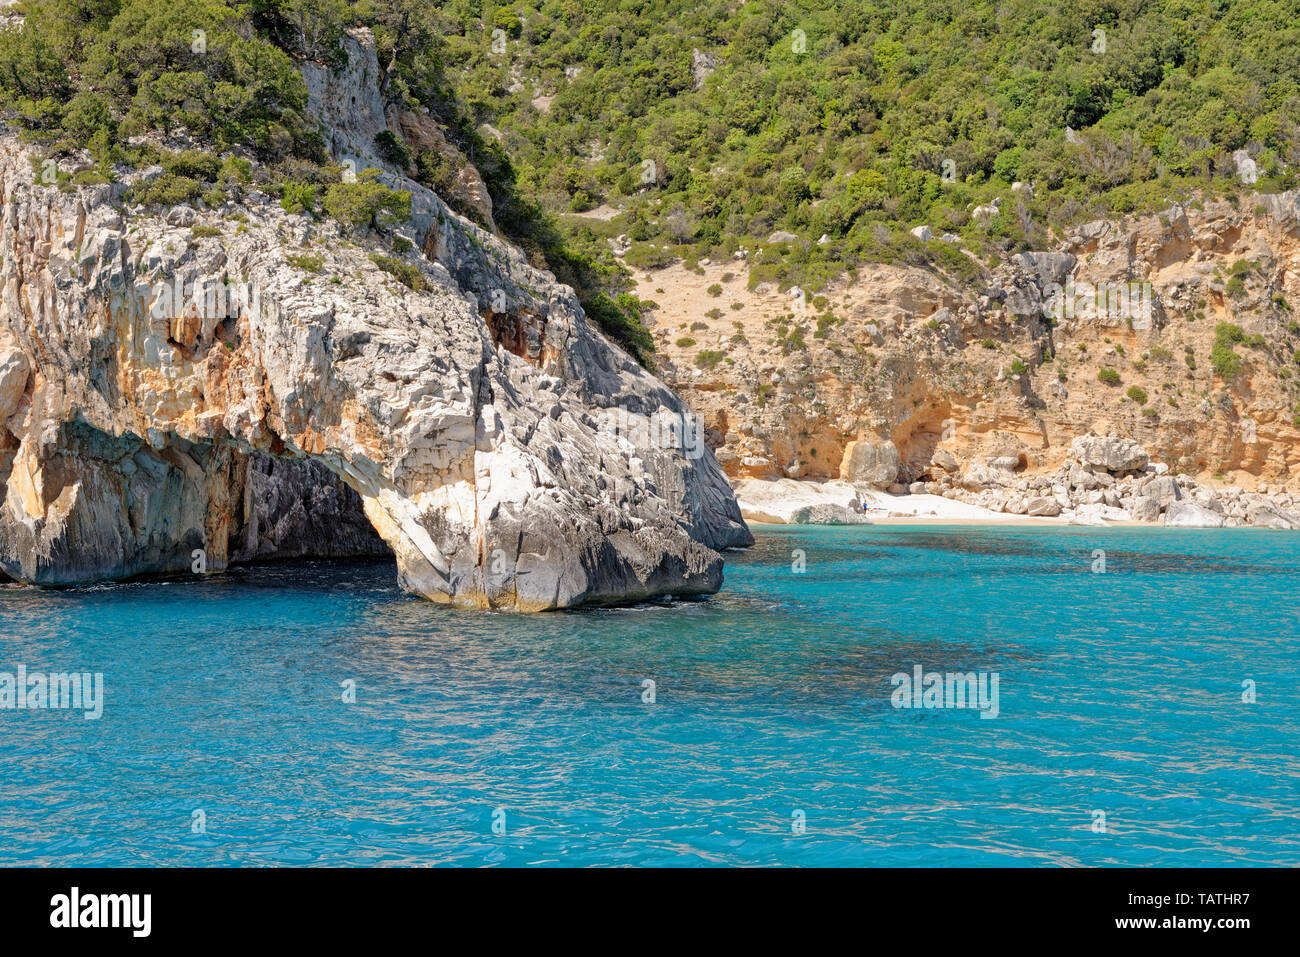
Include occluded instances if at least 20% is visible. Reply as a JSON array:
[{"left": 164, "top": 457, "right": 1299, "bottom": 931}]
[{"left": 2, "top": 527, "right": 1299, "bottom": 865}]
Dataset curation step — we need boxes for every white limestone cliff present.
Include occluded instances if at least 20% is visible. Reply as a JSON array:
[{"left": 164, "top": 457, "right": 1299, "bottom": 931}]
[{"left": 0, "top": 32, "right": 751, "bottom": 608}]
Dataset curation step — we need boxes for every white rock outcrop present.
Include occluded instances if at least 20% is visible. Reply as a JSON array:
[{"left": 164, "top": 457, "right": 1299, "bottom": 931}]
[
  {"left": 0, "top": 37, "right": 751, "bottom": 608},
  {"left": 1068, "top": 434, "right": 1150, "bottom": 473},
  {"left": 1163, "top": 502, "right": 1226, "bottom": 528},
  {"left": 732, "top": 478, "right": 866, "bottom": 524},
  {"left": 839, "top": 438, "right": 900, "bottom": 487}
]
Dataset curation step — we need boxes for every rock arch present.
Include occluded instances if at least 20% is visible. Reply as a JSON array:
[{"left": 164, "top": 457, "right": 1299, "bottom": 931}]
[{"left": 0, "top": 142, "right": 751, "bottom": 610}]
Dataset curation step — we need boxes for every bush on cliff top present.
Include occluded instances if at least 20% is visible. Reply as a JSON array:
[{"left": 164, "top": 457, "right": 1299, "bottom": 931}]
[
  {"left": 0, "top": 0, "right": 656, "bottom": 365},
  {"left": 0, "top": 0, "right": 322, "bottom": 161}
]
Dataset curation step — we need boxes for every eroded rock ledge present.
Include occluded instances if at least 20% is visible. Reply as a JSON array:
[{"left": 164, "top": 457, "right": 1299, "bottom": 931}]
[{"left": 0, "top": 60, "right": 750, "bottom": 608}]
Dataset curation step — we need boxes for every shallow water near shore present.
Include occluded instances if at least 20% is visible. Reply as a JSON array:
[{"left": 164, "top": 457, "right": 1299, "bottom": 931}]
[{"left": 2, "top": 524, "right": 1298, "bottom": 866}]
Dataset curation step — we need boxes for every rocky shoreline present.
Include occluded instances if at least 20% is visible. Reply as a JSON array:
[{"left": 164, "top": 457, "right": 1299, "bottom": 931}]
[
  {"left": 734, "top": 434, "right": 1300, "bottom": 529},
  {"left": 0, "top": 29, "right": 752, "bottom": 609}
]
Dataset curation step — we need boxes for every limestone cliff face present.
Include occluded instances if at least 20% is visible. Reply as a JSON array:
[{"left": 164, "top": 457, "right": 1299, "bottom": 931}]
[
  {"left": 0, "top": 35, "right": 750, "bottom": 607},
  {"left": 642, "top": 193, "right": 1300, "bottom": 495}
]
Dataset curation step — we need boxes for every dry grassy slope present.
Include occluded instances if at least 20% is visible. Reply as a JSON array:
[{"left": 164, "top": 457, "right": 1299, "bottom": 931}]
[{"left": 631, "top": 193, "right": 1300, "bottom": 493}]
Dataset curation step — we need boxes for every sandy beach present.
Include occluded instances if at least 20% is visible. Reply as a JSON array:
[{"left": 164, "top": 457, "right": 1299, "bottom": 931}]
[{"left": 732, "top": 478, "right": 1160, "bottom": 528}]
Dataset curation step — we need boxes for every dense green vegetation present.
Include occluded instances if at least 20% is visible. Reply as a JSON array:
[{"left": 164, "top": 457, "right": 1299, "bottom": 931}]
[
  {"left": 424, "top": 0, "right": 1299, "bottom": 290},
  {"left": 0, "top": 0, "right": 655, "bottom": 359},
  {"left": 0, "top": 0, "right": 320, "bottom": 159},
  {"left": 1211, "top": 320, "right": 1265, "bottom": 377},
  {"left": 3, "top": 0, "right": 1299, "bottom": 364}
]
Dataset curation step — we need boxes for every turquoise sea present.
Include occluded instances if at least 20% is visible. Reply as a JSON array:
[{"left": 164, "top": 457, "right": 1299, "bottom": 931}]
[{"left": 2, "top": 525, "right": 1298, "bottom": 866}]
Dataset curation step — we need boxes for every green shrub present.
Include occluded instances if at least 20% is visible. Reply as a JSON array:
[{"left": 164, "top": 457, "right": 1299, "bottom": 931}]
[
  {"left": 623, "top": 244, "right": 676, "bottom": 270},
  {"left": 675, "top": 337, "right": 696, "bottom": 348},
  {"left": 219, "top": 156, "right": 252, "bottom": 186},
  {"left": 132, "top": 173, "right": 202, "bottom": 207},
  {"left": 814, "top": 315, "right": 839, "bottom": 338},
  {"left": 71, "top": 168, "right": 110, "bottom": 186},
  {"left": 1126, "top": 385, "right": 1148, "bottom": 404},
  {"left": 774, "top": 324, "right": 807, "bottom": 354},
  {"left": 160, "top": 150, "right": 221, "bottom": 181},
  {"left": 695, "top": 349, "right": 724, "bottom": 369},
  {"left": 1097, "top": 368, "right": 1121, "bottom": 386},
  {"left": 582, "top": 292, "right": 654, "bottom": 365},
  {"left": 492, "top": 7, "right": 523, "bottom": 38},
  {"left": 323, "top": 170, "right": 412, "bottom": 232},
  {"left": 280, "top": 182, "right": 318, "bottom": 215},
  {"left": 287, "top": 252, "right": 323, "bottom": 272},
  {"left": 374, "top": 130, "right": 411, "bottom": 169},
  {"left": 1212, "top": 323, "right": 1246, "bottom": 378},
  {"left": 370, "top": 254, "right": 425, "bottom": 290}
]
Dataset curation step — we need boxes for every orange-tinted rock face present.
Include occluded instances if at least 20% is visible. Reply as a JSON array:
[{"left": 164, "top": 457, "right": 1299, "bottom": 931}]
[{"left": 637, "top": 193, "right": 1300, "bottom": 495}]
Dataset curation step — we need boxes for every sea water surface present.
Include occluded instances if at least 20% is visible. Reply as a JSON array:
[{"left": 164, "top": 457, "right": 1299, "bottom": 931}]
[{"left": 2, "top": 525, "right": 1298, "bottom": 866}]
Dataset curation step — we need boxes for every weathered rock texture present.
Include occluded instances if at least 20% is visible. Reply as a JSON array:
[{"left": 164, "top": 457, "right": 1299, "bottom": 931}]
[
  {"left": 0, "top": 33, "right": 750, "bottom": 606},
  {"left": 232, "top": 454, "right": 392, "bottom": 564},
  {"left": 734, "top": 431, "right": 1300, "bottom": 528},
  {"left": 298, "top": 29, "right": 495, "bottom": 230},
  {"left": 638, "top": 192, "right": 1300, "bottom": 499}
]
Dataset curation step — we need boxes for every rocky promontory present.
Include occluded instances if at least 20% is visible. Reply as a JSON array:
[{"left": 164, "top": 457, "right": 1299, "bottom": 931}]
[{"left": 0, "top": 31, "right": 751, "bottom": 609}]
